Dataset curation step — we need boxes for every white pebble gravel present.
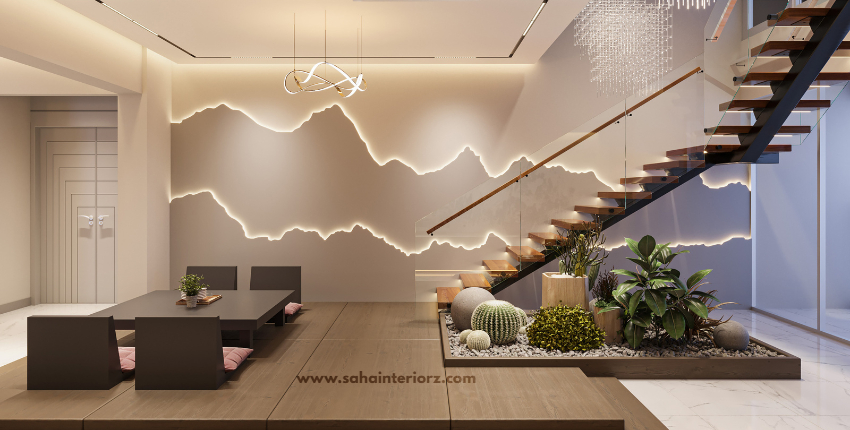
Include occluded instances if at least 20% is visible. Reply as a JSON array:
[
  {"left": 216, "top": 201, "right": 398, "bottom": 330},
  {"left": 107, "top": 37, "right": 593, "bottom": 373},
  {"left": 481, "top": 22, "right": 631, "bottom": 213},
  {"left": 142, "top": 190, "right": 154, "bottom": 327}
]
[{"left": 445, "top": 313, "right": 781, "bottom": 358}]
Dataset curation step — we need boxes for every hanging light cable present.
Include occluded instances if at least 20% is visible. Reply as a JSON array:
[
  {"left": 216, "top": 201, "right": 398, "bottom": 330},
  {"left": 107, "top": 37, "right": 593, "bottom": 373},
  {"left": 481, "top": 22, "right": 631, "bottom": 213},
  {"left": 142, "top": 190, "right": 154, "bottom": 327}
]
[{"left": 285, "top": 12, "right": 367, "bottom": 98}]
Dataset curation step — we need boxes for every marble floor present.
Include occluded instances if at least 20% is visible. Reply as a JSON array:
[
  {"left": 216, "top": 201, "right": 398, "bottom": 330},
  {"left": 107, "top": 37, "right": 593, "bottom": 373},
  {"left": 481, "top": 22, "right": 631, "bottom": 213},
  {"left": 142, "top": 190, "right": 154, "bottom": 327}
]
[
  {"left": 623, "top": 310, "right": 850, "bottom": 430},
  {"left": 0, "top": 304, "right": 114, "bottom": 367},
  {"left": 762, "top": 308, "right": 850, "bottom": 342}
]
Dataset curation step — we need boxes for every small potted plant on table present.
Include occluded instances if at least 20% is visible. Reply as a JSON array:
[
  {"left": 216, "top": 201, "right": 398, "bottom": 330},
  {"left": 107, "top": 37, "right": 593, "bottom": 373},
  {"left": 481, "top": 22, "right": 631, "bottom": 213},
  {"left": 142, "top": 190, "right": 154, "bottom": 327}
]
[
  {"left": 178, "top": 274, "right": 208, "bottom": 308},
  {"left": 543, "top": 218, "right": 608, "bottom": 310}
]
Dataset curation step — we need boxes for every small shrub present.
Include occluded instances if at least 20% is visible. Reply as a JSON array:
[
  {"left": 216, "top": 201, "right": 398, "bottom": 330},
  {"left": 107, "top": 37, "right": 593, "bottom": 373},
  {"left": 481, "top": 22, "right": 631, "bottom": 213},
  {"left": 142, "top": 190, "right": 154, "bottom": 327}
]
[
  {"left": 527, "top": 305, "right": 605, "bottom": 351},
  {"left": 592, "top": 269, "right": 619, "bottom": 307}
]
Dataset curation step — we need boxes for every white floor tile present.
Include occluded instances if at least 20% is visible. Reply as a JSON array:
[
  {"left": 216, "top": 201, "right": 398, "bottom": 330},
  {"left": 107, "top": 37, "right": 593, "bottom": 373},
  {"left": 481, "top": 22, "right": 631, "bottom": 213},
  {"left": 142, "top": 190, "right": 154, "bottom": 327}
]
[{"left": 702, "top": 415, "right": 823, "bottom": 430}]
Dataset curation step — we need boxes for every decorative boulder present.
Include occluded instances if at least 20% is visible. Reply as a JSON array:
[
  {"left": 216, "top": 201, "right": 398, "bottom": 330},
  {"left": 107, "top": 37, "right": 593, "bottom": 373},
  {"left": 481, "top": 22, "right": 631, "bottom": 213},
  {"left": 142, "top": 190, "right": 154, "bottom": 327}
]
[
  {"left": 714, "top": 321, "right": 750, "bottom": 351},
  {"left": 459, "top": 329, "right": 473, "bottom": 344},
  {"left": 515, "top": 307, "right": 528, "bottom": 328},
  {"left": 471, "top": 300, "right": 521, "bottom": 344},
  {"left": 519, "top": 326, "right": 527, "bottom": 335},
  {"left": 451, "top": 287, "right": 495, "bottom": 331},
  {"left": 466, "top": 330, "right": 491, "bottom": 350}
]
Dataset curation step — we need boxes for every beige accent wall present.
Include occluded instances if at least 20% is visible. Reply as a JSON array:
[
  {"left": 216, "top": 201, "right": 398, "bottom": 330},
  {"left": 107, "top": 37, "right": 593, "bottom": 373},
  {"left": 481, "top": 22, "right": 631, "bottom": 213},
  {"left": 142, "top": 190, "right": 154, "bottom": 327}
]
[
  {"left": 0, "top": 97, "right": 32, "bottom": 310},
  {"left": 117, "top": 49, "right": 172, "bottom": 301}
]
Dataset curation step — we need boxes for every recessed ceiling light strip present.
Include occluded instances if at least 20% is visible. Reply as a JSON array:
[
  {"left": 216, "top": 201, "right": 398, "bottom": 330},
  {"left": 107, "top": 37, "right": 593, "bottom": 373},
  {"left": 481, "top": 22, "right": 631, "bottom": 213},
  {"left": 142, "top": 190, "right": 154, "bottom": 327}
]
[
  {"left": 96, "top": 0, "right": 200, "bottom": 58},
  {"left": 92, "top": 0, "right": 545, "bottom": 60},
  {"left": 509, "top": 0, "right": 548, "bottom": 58}
]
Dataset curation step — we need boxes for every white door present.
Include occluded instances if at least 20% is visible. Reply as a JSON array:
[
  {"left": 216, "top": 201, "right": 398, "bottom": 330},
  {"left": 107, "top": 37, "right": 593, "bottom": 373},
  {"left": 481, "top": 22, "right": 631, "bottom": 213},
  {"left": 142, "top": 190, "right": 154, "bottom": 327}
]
[{"left": 41, "top": 128, "right": 117, "bottom": 303}]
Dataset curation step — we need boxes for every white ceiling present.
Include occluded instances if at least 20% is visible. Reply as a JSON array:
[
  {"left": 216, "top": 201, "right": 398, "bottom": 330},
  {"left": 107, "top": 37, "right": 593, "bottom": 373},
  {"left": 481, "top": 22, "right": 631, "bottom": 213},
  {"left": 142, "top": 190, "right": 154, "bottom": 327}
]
[{"left": 55, "top": 0, "right": 586, "bottom": 64}]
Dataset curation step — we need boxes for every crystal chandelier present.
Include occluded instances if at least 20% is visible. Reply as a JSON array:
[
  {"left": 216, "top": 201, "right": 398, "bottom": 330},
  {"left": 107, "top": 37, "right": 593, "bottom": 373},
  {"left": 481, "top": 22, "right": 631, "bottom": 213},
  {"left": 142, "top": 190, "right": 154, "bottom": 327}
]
[
  {"left": 575, "top": 0, "right": 672, "bottom": 97},
  {"left": 668, "top": 0, "right": 714, "bottom": 9}
]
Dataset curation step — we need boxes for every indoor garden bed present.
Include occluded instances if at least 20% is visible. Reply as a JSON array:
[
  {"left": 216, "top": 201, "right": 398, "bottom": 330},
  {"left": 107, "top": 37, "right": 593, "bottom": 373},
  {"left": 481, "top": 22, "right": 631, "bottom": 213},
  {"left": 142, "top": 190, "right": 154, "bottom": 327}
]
[{"left": 439, "top": 313, "right": 801, "bottom": 379}]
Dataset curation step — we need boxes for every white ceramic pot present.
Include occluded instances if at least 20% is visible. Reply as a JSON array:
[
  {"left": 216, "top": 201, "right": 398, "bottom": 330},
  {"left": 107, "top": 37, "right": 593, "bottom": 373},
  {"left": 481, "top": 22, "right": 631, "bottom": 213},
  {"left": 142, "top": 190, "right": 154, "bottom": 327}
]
[
  {"left": 198, "top": 288, "right": 208, "bottom": 299},
  {"left": 185, "top": 295, "right": 199, "bottom": 308}
]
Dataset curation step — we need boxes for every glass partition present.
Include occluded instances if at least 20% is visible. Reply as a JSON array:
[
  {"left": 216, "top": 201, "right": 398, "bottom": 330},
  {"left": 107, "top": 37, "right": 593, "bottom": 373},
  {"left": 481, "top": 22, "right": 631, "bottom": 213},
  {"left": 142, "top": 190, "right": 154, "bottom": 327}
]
[{"left": 416, "top": 53, "right": 707, "bottom": 309}]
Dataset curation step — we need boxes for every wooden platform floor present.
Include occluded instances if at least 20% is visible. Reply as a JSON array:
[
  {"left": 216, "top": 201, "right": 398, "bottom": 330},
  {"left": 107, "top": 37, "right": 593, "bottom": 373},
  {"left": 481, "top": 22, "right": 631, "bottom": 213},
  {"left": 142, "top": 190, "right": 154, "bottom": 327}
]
[{"left": 0, "top": 302, "right": 667, "bottom": 430}]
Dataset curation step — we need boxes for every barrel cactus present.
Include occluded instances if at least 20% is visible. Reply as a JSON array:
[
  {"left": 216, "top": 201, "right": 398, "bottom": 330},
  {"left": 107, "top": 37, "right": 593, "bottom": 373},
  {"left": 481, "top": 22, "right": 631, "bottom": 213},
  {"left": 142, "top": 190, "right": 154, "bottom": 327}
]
[
  {"left": 515, "top": 306, "right": 528, "bottom": 328},
  {"left": 459, "top": 329, "right": 473, "bottom": 344},
  {"left": 466, "top": 330, "right": 491, "bottom": 350},
  {"left": 471, "top": 300, "right": 521, "bottom": 344}
]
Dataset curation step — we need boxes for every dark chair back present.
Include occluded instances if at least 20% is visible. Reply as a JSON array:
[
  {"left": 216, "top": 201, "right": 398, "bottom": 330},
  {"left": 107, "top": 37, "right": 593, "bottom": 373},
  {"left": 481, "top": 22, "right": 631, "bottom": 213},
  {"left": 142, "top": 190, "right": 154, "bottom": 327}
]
[
  {"left": 27, "top": 316, "right": 123, "bottom": 390},
  {"left": 135, "top": 316, "right": 227, "bottom": 390},
  {"left": 250, "top": 266, "right": 301, "bottom": 322},
  {"left": 186, "top": 266, "right": 237, "bottom": 290}
]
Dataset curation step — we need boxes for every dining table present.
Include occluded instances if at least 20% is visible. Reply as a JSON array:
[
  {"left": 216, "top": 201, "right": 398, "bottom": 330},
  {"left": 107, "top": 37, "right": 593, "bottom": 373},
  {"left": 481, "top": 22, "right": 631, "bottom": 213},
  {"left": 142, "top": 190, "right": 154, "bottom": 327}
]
[{"left": 90, "top": 289, "right": 295, "bottom": 348}]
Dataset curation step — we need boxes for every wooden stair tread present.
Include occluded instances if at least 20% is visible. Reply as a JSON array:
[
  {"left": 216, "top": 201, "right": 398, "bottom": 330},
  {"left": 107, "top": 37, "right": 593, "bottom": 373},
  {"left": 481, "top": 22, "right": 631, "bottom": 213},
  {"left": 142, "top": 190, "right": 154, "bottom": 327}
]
[
  {"left": 437, "top": 287, "right": 461, "bottom": 309},
  {"left": 597, "top": 191, "right": 652, "bottom": 200},
  {"left": 506, "top": 246, "right": 545, "bottom": 263},
  {"left": 737, "top": 72, "right": 850, "bottom": 85},
  {"left": 620, "top": 176, "right": 678, "bottom": 185},
  {"left": 483, "top": 260, "right": 518, "bottom": 277},
  {"left": 459, "top": 273, "right": 491, "bottom": 289},
  {"left": 769, "top": 8, "right": 831, "bottom": 26},
  {"left": 643, "top": 160, "right": 706, "bottom": 170},
  {"left": 705, "top": 125, "right": 811, "bottom": 135},
  {"left": 667, "top": 144, "right": 793, "bottom": 156},
  {"left": 720, "top": 99, "right": 830, "bottom": 111},
  {"left": 528, "top": 232, "right": 565, "bottom": 246},
  {"left": 551, "top": 219, "right": 598, "bottom": 230},
  {"left": 575, "top": 205, "right": 625, "bottom": 215},
  {"left": 752, "top": 40, "right": 850, "bottom": 57}
]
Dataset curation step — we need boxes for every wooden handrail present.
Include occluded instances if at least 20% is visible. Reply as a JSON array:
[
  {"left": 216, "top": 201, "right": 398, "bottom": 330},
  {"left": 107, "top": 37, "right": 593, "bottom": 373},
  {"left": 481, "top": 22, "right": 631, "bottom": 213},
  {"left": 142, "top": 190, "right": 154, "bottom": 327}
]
[{"left": 426, "top": 67, "right": 703, "bottom": 235}]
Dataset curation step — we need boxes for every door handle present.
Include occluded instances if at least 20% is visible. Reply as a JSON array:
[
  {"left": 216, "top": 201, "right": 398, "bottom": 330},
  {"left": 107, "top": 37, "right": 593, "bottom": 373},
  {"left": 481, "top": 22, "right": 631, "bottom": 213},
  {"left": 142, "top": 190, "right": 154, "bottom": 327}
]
[
  {"left": 79, "top": 215, "right": 94, "bottom": 226},
  {"left": 98, "top": 215, "right": 110, "bottom": 226}
]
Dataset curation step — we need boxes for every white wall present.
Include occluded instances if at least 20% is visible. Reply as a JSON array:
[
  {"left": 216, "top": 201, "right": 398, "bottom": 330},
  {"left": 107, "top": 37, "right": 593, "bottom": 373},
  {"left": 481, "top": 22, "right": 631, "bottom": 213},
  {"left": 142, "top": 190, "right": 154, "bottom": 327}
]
[
  {"left": 117, "top": 49, "right": 172, "bottom": 301},
  {"left": 0, "top": 97, "right": 32, "bottom": 312}
]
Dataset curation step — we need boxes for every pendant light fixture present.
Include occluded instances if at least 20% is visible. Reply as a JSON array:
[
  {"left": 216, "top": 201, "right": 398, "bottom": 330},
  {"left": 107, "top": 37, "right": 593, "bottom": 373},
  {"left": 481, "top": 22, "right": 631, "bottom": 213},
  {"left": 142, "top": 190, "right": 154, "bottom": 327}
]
[{"left": 285, "top": 13, "right": 367, "bottom": 98}]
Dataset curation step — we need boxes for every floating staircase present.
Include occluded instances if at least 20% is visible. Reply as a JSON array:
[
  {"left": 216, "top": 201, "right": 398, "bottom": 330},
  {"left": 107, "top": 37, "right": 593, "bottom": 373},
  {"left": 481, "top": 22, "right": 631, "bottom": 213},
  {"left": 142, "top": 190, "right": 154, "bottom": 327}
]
[{"left": 432, "top": 1, "right": 850, "bottom": 307}]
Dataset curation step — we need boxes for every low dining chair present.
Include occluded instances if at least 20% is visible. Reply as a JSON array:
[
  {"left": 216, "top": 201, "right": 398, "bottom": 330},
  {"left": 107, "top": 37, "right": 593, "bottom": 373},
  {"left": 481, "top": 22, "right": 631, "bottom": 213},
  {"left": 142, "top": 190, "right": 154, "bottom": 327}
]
[{"left": 186, "top": 266, "right": 237, "bottom": 290}]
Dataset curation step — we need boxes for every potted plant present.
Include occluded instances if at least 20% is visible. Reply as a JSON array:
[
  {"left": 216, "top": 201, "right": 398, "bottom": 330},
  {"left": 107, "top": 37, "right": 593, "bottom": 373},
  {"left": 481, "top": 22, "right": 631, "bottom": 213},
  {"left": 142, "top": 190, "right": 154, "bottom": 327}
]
[
  {"left": 589, "top": 269, "right": 623, "bottom": 344},
  {"left": 178, "top": 274, "right": 208, "bottom": 308},
  {"left": 596, "top": 235, "right": 717, "bottom": 349},
  {"left": 543, "top": 218, "right": 608, "bottom": 310}
]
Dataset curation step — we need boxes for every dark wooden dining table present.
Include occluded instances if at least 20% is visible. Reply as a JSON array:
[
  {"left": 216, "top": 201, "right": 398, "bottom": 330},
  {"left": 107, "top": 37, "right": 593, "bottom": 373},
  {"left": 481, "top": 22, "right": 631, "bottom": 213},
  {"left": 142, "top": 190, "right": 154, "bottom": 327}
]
[{"left": 90, "top": 289, "right": 294, "bottom": 348}]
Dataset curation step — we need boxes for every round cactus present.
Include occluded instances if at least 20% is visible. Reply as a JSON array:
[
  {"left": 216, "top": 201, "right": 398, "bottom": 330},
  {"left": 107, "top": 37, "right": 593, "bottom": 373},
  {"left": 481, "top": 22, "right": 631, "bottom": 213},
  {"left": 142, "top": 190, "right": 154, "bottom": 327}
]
[
  {"left": 459, "top": 329, "right": 473, "bottom": 344},
  {"left": 471, "top": 300, "right": 520, "bottom": 344},
  {"left": 466, "top": 330, "right": 491, "bottom": 350},
  {"left": 515, "top": 306, "right": 528, "bottom": 328}
]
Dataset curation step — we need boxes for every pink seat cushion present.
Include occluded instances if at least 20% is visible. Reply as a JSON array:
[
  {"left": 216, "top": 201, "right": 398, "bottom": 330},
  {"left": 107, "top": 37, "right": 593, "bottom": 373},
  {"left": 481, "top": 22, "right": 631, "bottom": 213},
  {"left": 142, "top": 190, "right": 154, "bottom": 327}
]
[
  {"left": 285, "top": 302, "right": 303, "bottom": 315},
  {"left": 118, "top": 347, "right": 136, "bottom": 373},
  {"left": 222, "top": 347, "right": 253, "bottom": 373}
]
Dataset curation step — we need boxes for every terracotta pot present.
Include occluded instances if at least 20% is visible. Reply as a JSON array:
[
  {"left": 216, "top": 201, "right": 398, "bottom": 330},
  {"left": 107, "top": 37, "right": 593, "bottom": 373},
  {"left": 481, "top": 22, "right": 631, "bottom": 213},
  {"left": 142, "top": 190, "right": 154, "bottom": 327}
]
[
  {"left": 589, "top": 298, "right": 623, "bottom": 344},
  {"left": 185, "top": 295, "right": 199, "bottom": 308},
  {"left": 542, "top": 273, "right": 588, "bottom": 309}
]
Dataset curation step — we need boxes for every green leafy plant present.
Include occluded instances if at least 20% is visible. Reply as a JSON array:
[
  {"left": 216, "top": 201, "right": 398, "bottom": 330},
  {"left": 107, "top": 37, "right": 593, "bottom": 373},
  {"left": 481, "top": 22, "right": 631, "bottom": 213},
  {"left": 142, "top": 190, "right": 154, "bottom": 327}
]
[
  {"left": 178, "top": 274, "right": 209, "bottom": 297},
  {"left": 596, "top": 235, "right": 715, "bottom": 349},
  {"left": 553, "top": 217, "right": 609, "bottom": 279},
  {"left": 684, "top": 288, "right": 736, "bottom": 341},
  {"left": 526, "top": 305, "right": 605, "bottom": 351},
  {"left": 592, "top": 269, "right": 619, "bottom": 308}
]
